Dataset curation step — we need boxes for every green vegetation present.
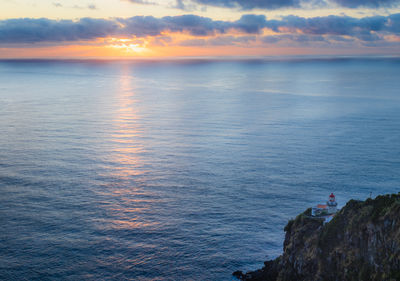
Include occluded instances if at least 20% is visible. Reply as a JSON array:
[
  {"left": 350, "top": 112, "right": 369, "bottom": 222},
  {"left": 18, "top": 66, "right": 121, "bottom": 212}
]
[
  {"left": 368, "top": 193, "right": 400, "bottom": 221},
  {"left": 302, "top": 207, "right": 312, "bottom": 216},
  {"left": 284, "top": 219, "right": 294, "bottom": 233},
  {"left": 238, "top": 192, "right": 400, "bottom": 281}
]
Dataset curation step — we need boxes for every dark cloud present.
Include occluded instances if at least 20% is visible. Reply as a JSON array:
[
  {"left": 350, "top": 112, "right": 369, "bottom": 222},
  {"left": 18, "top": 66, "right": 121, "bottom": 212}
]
[
  {"left": 326, "top": 35, "right": 355, "bottom": 42},
  {"left": 234, "top": 14, "right": 268, "bottom": 33},
  {"left": 278, "top": 15, "right": 358, "bottom": 35},
  {"left": 330, "top": 0, "right": 399, "bottom": 8},
  {"left": 208, "top": 35, "right": 257, "bottom": 45},
  {"left": 180, "top": 35, "right": 256, "bottom": 46},
  {"left": 162, "top": 15, "right": 228, "bottom": 35},
  {"left": 119, "top": 16, "right": 166, "bottom": 37},
  {"left": 175, "top": 0, "right": 186, "bottom": 9},
  {"left": 179, "top": 0, "right": 399, "bottom": 10},
  {"left": 0, "top": 18, "right": 115, "bottom": 43},
  {"left": 271, "top": 15, "right": 393, "bottom": 41},
  {"left": 171, "top": 0, "right": 199, "bottom": 11},
  {"left": 262, "top": 34, "right": 327, "bottom": 45},
  {"left": 261, "top": 36, "right": 281, "bottom": 43},
  {"left": 0, "top": 14, "right": 399, "bottom": 45},
  {"left": 387, "top": 13, "right": 400, "bottom": 33},
  {"left": 120, "top": 15, "right": 227, "bottom": 37},
  {"left": 191, "top": 0, "right": 302, "bottom": 10}
]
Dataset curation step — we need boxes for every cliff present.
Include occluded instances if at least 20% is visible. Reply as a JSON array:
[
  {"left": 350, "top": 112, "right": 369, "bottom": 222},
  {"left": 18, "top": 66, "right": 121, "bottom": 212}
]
[{"left": 234, "top": 193, "right": 400, "bottom": 281}]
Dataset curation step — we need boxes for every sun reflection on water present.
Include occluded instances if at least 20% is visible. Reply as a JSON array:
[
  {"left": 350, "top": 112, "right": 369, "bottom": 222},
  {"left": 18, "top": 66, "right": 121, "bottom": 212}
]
[
  {"left": 95, "top": 67, "right": 160, "bottom": 231},
  {"left": 107, "top": 70, "right": 146, "bottom": 180}
]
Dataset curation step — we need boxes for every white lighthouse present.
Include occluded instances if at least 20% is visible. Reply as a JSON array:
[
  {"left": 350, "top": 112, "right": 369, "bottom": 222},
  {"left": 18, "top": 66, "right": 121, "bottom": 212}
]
[{"left": 327, "top": 193, "right": 338, "bottom": 214}]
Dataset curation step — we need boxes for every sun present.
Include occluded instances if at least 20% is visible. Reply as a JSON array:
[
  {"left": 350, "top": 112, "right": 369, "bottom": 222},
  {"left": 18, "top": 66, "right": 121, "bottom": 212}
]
[{"left": 107, "top": 38, "right": 150, "bottom": 55}]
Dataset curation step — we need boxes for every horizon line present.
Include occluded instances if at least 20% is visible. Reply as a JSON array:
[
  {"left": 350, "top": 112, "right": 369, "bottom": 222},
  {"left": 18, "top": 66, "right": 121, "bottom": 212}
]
[{"left": 1, "top": 54, "right": 400, "bottom": 62}]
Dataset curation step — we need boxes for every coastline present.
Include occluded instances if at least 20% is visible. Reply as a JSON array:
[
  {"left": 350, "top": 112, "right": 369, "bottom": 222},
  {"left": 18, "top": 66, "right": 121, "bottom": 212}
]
[{"left": 234, "top": 193, "right": 400, "bottom": 281}]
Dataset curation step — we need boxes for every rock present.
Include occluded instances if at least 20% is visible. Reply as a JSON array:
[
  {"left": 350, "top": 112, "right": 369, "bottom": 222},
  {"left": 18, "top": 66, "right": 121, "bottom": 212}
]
[
  {"left": 233, "top": 270, "right": 245, "bottom": 279},
  {"left": 234, "top": 193, "right": 400, "bottom": 281}
]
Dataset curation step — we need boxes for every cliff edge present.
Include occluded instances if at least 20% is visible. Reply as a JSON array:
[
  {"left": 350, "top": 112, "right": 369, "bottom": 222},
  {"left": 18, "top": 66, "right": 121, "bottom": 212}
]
[{"left": 234, "top": 193, "right": 400, "bottom": 281}]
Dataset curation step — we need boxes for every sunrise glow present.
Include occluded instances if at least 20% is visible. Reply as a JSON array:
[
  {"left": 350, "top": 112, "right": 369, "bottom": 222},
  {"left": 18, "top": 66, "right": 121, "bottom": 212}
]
[{"left": 1, "top": 0, "right": 400, "bottom": 58}]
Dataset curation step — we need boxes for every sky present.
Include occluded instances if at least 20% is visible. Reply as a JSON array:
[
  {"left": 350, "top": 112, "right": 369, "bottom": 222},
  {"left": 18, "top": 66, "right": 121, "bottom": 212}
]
[{"left": 0, "top": 0, "right": 400, "bottom": 58}]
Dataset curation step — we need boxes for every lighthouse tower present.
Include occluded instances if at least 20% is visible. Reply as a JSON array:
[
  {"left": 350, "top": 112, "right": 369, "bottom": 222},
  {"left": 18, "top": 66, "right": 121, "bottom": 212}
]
[{"left": 327, "top": 193, "right": 338, "bottom": 214}]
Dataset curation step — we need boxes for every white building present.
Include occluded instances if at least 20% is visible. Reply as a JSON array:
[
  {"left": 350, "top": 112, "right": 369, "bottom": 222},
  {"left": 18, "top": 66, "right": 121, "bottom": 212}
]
[
  {"left": 327, "top": 193, "right": 338, "bottom": 214},
  {"left": 311, "top": 193, "right": 338, "bottom": 217}
]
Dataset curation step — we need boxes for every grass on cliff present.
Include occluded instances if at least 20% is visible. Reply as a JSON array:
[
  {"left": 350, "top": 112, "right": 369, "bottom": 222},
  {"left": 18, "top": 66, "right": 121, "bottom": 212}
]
[
  {"left": 285, "top": 193, "right": 400, "bottom": 251},
  {"left": 367, "top": 193, "right": 400, "bottom": 221},
  {"left": 317, "top": 193, "right": 400, "bottom": 280},
  {"left": 284, "top": 207, "right": 314, "bottom": 233}
]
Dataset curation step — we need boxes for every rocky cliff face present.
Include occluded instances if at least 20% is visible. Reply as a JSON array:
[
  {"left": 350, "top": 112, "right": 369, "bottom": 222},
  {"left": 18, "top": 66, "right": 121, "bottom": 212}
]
[{"left": 234, "top": 193, "right": 400, "bottom": 281}]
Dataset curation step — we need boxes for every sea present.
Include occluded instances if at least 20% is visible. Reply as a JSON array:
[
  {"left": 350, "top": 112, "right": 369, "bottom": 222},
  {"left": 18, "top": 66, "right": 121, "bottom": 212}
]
[{"left": 0, "top": 57, "right": 399, "bottom": 280}]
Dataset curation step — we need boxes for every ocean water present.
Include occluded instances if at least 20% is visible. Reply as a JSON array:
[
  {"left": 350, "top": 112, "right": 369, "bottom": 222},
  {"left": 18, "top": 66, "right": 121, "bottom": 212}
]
[{"left": 0, "top": 58, "right": 399, "bottom": 280}]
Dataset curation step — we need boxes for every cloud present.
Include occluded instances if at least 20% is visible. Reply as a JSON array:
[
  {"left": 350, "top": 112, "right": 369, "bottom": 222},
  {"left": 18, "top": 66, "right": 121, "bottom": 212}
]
[
  {"left": 208, "top": 35, "right": 257, "bottom": 45},
  {"left": 175, "top": 0, "right": 399, "bottom": 10},
  {"left": 190, "top": 0, "right": 302, "bottom": 10},
  {"left": 119, "top": 16, "right": 166, "bottom": 37},
  {"left": 326, "top": 35, "right": 355, "bottom": 42},
  {"left": 171, "top": 0, "right": 200, "bottom": 11},
  {"left": 162, "top": 15, "right": 228, "bottom": 35},
  {"left": 174, "top": 0, "right": 188, "bottom": 10},
  {"left": 53, "top": 3, "right": 98, "bottom": 10},
  {"left": 150, "top": 36, "right": 173, "bottom": 46},
  {"left": 180, "top": 35, "right": 257, "bottom": 46},
  {"left": 180, "top": 38, "right": 207, "bottom": 46},
  {"left": 233, "top": 14, "right": 268, "bottom": 33},
  {"left": 72, "top": 4, "right": 98, "bottom": 10},
  {"left": 0, "top": 14, "right": 399, "bottom": 46},
  {"left": 0, "top": 18, "right": 119, "bottom": 43},
  {"left": 262, "top": 34, "right": 327, "bottom": 45},
  {"left": 124, "top": 0, "right": 158, "bottom": 5},
  {"left": 330, "top": 0, "right": 399, "bottom": 8}
]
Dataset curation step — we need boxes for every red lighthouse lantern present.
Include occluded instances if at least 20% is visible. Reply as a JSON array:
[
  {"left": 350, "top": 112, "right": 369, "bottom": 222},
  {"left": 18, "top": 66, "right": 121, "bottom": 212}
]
[{"left": 327, "top": 193, "right": 338, "bottom": 214}]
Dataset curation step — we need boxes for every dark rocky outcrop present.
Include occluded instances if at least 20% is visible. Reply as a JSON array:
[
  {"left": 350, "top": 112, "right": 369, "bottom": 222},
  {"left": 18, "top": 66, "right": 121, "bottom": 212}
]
[{"left": 234, "top": 193, "right": 400, "bottom": 281}]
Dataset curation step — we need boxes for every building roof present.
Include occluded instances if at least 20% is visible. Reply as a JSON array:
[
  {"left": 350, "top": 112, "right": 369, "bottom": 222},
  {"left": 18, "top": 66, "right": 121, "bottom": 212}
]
[{"left": 317, "top": 204, "right": 327, "bottom": 209}]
